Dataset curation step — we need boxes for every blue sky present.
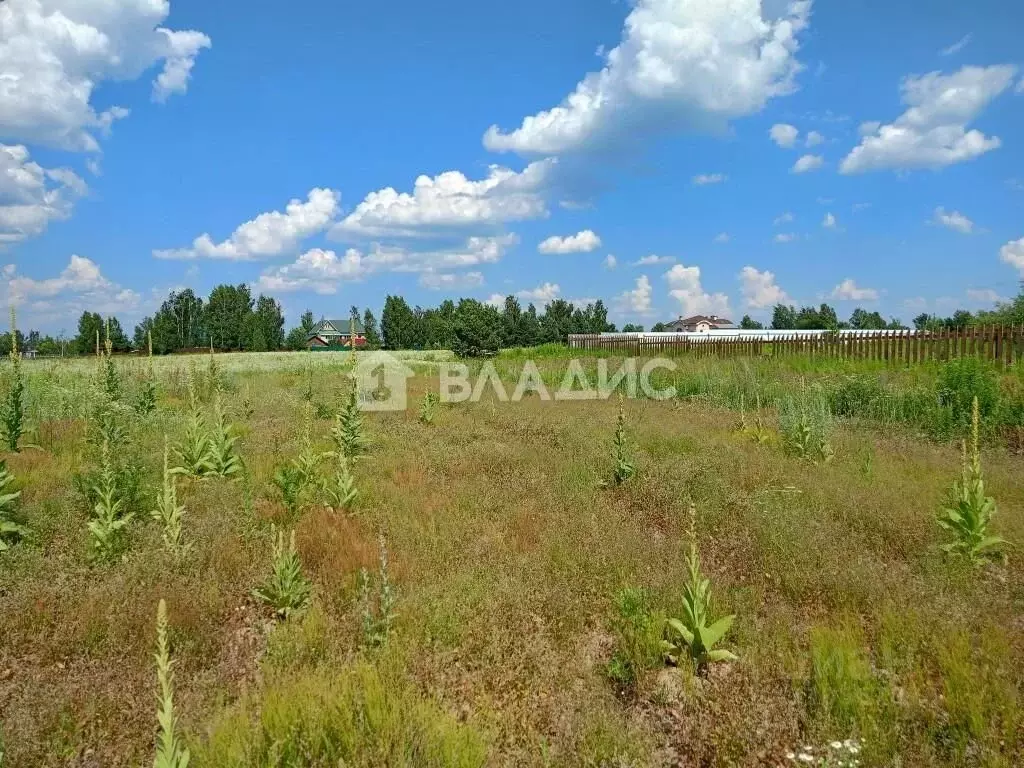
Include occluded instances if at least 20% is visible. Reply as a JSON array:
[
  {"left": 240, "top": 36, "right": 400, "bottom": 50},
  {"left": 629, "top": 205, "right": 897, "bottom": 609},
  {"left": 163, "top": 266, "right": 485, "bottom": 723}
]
[{"left": 2, "top": 0, "right": 1023, "bottom": 334}]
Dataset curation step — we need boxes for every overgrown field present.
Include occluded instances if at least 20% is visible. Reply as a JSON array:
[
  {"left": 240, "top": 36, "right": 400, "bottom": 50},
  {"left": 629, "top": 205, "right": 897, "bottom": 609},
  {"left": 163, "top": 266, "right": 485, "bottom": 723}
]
[{"left": 1, "top": 349, "right": 1022, "bottom": 767}]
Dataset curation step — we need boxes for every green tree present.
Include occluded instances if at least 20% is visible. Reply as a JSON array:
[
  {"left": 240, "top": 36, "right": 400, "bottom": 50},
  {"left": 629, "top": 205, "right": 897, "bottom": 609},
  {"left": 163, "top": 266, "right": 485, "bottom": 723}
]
[
  {"left": 0, "top": 331, "right": 26, "bottom": 356},
  {"left": 739, "top": 315, "right": 764, "bottom": 329},
  {"left": 651, "top": 322, "right": 668, "bottom": 332},
  {"left": 106, "top": 316, "right": 131, "bottom": 352},
  {"left": 794, "top": 303, "right": 839, "bottom": 330},
  {"left": 362, "top": 308, "right": 381, "bottom": 349},
  {"left": 621, "top": 323, "right": 644, "bottom": 332},
  {"left": 501, "top": 295, "right": 524, "bottom": 347},
  {"left": 133, "top": 317, "right": 154, "bottom": 351},
  {"left": 950, "top": 309, "right": 975, "bottom": 328},
  {"left": 381, "top": 295, "right": 418, "bottom": 350},
  {"left": 913, "top": 313, "right": 943, "bottom": 331},
  {"left": 452, "top": 299, "right": 502, "bottom": 357},
  {"left": 521, "top": 303, "right": 541, "bottom": 346},
  {"left": 771, "top": 304, "right": 797, "bottom": 330},
  {"left": 589, "top": 300, "right": 614, "bottom": 333},
  {"left": 206, "top": 284, "right": 254, "bottom": 350},
  {"left": 36, "top": 337, "right": 61, "bottom": 356},
  {"left": 249, "top": 294, "right": 285, "bottom": 351},
  {"left": 285, "top": 310, "right": 316, "bottom": 350},
  {"left": 976, "top": 284, "right": 1024, "bottom": 325},
  {"left": 74, "top": 311, "right": 104, "bottom": 354},
  {"left": 539, "top": 299, "right": 574, "bottom": 343},
  {"left": 422, "top": 302, "right": 455, "bottom": 349},
  {"left": 849, "top": 308, "right": 887, "bottom": 330}
]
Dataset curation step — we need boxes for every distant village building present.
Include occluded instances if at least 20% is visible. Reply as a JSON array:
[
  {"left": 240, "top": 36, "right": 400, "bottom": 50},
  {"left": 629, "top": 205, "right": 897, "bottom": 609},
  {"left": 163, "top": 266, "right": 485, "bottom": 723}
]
[
  {"left": 664, "top": 314, "right": 736, "bottom": 333},
  {"left": 306, "top": 318, "right": 366, "bottom": 349}
]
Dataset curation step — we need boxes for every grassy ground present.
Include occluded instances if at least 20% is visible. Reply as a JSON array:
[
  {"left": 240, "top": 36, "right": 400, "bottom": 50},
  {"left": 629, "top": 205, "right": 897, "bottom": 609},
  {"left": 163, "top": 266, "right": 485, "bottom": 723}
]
[{"left": 0, "top": 350, "right": 1022, "bottom": 766}]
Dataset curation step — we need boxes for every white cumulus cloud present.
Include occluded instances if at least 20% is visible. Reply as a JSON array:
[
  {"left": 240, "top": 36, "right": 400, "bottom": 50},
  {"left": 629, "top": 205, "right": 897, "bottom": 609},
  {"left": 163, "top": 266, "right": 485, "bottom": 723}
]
[
  {"left": 517, "top": 282, "right": 561, "bottom": 304},
  {"left": 931, "top": 207, "right": 974, "bottom": 234},
  {"left": 0, "top": 0, "right": 211, "bottom": 151},
  {"left": 692, "top": 173, "right": 728, "bottom": 185},
  {"left": 1000, "top": 237, "right": 1024, "bottom": 273},
  {"left": 1, "top": 143, "right": 86, "bottom": 245},
  {"left": 154, "top": 188, "right": 341, "bottom": 261},
  {"left": 792, "top": 154, "right": 824, "bottom": 173},
  {"left": 713, "top": 232, "right": 730, "bottom": 243},
  {"left": 483, "top": 0, "right": 812, "bottom": 156},
  {"left": 739, "top": 266, "right": 789, "bottom": 308},
  {"left": 419, "top": 271, "right": 485, "bottom": 290},
  {"left": 774, "top": 232, "right": 797, "bottom": 243},
  {"left": 822, "top": 212, "right": 836, "bottom": 228},
  {"left": 604, "top": 254, "right": 617, "bottom": 269},
  {"left": 664, "top": 264, "right": 730, "bottom": 317},
  {"left": 770, "top": 123, "right": 799, "bottom": 148},
  {"left": 774, "top": 211, "right": 794, "bottom": 225},
  {"left": 538, "top": 229, "right": 601, "bottom": 254},
  {"left": 805, "top": 130, "right": 825, "bottom": 147},
  {"left": 331, "top": 161, "right": 553, "bottom": 239},
  {"left": 831, "top": 278, "right": 879, "bottom": 301},
  {"left": 632, "top": 254, "right": 675, "bottom": 266},
  {"left": 965, "top": 288, "right": 1004, "bottom": 304},
  {"left": 257, "top": 235, "right": 519, "bottom": 294},
  {"left": 616, "top": 275, "right": 654, "bottom": 314},
  {"left": 840, "top": 65, "right": 1017, "bottom": 174},
  {"left": 4, "top": 254, "right": 139, "bottom": 314}
]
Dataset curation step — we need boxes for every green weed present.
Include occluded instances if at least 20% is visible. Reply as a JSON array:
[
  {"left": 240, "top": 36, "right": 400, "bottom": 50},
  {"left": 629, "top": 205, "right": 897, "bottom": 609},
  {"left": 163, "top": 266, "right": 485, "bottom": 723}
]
[
  {"left": 153, "top": 599, "right": 190, "bottom": 768},
  {"left": 662, "top": 505, "right": 737, "bottom": 671},
  {"left": 0, "top": 460, "right": 27, "bottom": 551},
  {"left": 937, "top": 397, "right": 1007, "bottom": 565},
  {"left": 253, "top": 527, "right": 312, "bottom": 619},
  {"left": 606, "top": 587, "right": 662, "bottom": 690},
  {"left": 151, "top": 438, "right": 187, "bottom": 555},
  {"left": 87, "top": 437, "right": 134, "bottom": 561}
]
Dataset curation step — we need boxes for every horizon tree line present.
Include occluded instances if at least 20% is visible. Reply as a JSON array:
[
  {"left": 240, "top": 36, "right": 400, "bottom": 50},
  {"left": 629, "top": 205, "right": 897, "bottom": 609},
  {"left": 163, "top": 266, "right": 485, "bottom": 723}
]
[{"left": 3, "top": 281, "right": 1022, "bottom": 356}]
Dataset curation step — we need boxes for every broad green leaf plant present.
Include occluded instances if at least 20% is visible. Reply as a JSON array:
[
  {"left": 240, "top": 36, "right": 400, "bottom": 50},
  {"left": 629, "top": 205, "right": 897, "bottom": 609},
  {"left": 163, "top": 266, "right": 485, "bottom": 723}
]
[
  {"left": 172, "top": 369, "right": 215, "bottom": 477},
  {"left": 0, "top": 460, "right": 27, "bottom": 552},
  {"left": 253, "top": 527, "right": 312, "bottom": 619},
  {"left": 332, "top": 387, "right": 368, "bottom": 461},
  {"left": 937, "top": 397, "right": 1007, "bottom": 565},
  {"left": 663, "top": 505, "right": 737, "bottom": 671},
  {"left": 88, "top": 437, "right": 133, "bottom": 560}
]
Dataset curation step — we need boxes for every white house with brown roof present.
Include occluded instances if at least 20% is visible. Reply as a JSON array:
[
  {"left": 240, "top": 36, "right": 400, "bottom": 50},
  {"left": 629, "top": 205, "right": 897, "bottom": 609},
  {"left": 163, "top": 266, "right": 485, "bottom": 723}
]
[{"left": 664, "top": 314, "right": 736, "bottom": 332}]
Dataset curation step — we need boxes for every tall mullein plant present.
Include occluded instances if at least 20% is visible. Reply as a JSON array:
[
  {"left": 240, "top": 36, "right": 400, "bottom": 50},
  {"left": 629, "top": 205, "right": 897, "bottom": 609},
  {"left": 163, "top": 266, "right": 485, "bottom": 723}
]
[
  {"left": 207, "top": 392, "right": 243, "bottom": 478},
  {"left": 332, "top": 387, "right": 368, "bottom": 461},
  {"left": 172, "top": 369, "right": 214, "bottom": 477},
  {"left": 2, "top": 308, "right": 26, "bottom": 453},
  {"left": 610, "top": 396, "right": 636, "bottom": 486},
  {"left": 153, "top": 599, "right": 190, "bottom": 768},
  {"left": 662, "top": 505, "right": 737, "bottom": 671},
  {"left": 151, "top": 438, "right": 186, "bottom": 554},
  {"left": 101, "top": 318, "right": 120, "bottom": 400},
  {"left": 937, "top": 397, "right": 1007, "bottom": 565},
  {"left": 136, "top": 330, "right": 157, "bottom": 416},
  {"left": 252, "top": 527, "right": 312, "bottom": 619},
  {"left": 88, "top": 436, "right": 133, "bottom": 560}
]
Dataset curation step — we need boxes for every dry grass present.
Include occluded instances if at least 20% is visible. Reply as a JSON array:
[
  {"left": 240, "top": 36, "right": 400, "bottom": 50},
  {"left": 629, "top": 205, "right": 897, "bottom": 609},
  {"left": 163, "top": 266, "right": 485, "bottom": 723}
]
[{"left": 0, "top": 351, "right": 1022, "bottom": 766}]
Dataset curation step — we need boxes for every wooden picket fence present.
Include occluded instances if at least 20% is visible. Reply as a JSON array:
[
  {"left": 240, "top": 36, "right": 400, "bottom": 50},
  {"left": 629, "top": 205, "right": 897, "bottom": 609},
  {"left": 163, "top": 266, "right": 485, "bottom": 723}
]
[{"left": 567, "top": 326, "right": 1024, "bottom": 366}]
